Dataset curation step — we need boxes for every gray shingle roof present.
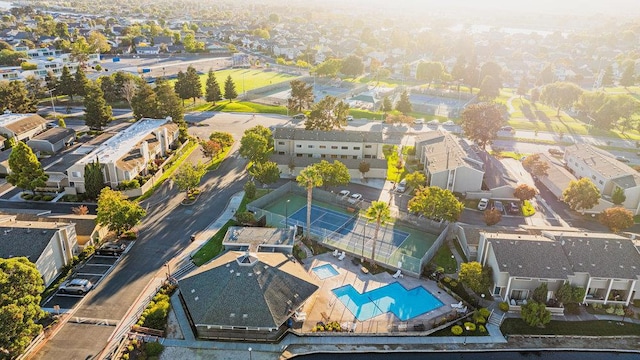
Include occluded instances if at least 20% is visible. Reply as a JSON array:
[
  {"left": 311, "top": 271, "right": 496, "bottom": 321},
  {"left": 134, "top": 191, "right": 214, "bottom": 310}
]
[
  {"left": 566, "top": 143, "right": 640, "bottom": 186},
  {"left": 0, "top": 225, "right": 56, "bottom": 261},
  {"left": 560, "top": 234, "right": 640, "bottom": 279},
  {"left": 415, "top": 130, "right": 484, "bottom": 173},
  {"left": 273, "top": 128, "right": 383, "bottom": 143},
  {"left": 179, "top": 251, "right": 318, "bottom": 329},
  {"left": 486, "top": 233, "right": 574, "bottom": 279},
  {"left": 30, "top": 127, "right": 76, "bottom": 144}
]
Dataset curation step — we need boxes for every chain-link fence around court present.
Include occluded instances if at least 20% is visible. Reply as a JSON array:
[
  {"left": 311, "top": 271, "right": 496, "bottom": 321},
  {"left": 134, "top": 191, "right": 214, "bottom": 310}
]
[{"left": 247, "top": 182, "right": 451, "bottom": 276}]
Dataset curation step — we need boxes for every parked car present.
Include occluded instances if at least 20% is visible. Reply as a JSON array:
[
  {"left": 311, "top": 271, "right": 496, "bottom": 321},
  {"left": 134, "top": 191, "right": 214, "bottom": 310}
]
[
  {"left": 96, "top": 242, "right": 127, "bottom": 256},
  {"left": 616, "top": 156, "right": 630, "bottom": 163},
  {"left": 548, "top": 148, "right": 564, "bottom": 156},
  {"left": 339, "top": 190, "right": 350, "bottom": 197},
  {"left": 292, "top": 114, "right": 306, "bottom": 120},
  {"left": 443, "top": 120, "right": 455, "bottom": 126},
  {"left": 508, "top": 202, "right": 520, "bottom": 215},
  {"left": 59, "top": 278, "right": 93, "bottom": 295},
  {"left": 477, "top": 198, "right": 489, "bottom": 211},
  {"left": 427, "top": 119, "right": 440, "bottom": 126},
  {"left": 397, "top": 179, "right": 407, "bottom": 193},
  {"left": 46, "top": 122, "right": 59, "bottom": 129},
  {"left": 500, "top": 126, "right": 515, "bottom": 133},
  {"left": 414, "top": 118, "right": 425, "bottom": 125},
  {"left": 348, "top": 193, "right": 362, "bottom": 204},
  {"left": 493, "top": 200, "right": 505, "bottom": 213},
  {"left": 346, "top": 115, "right": 354, "bottom": 121}
]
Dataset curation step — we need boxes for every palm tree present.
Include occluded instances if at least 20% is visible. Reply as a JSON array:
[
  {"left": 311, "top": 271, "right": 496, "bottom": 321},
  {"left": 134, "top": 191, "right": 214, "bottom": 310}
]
[
  {"left": 296, "top": 165, "right": 323, "bottom": 239},
  {"left": 365, "top": 201, "right": 391, "bottom": 265}
]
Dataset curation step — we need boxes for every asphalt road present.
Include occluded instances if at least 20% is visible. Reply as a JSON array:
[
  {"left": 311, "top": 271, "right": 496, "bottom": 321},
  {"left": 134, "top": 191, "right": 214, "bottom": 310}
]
[{"left": 32, "top": 143, "right": 249, "bottom": 359}]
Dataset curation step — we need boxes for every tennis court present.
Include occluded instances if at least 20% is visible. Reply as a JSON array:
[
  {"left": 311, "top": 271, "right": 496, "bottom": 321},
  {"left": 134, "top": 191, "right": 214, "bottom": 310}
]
[{"left": 253, "top": 186, "right": 442, "bottom": 274}]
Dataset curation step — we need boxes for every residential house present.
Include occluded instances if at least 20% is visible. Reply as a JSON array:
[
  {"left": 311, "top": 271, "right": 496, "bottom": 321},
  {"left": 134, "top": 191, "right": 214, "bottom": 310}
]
[
  {"left": 474, "top": 150, "right": 518, "bottom": 199},
  {"left": 271, "top": 128, "right": 387, "bottom": 179},
  {"left": 534, "top": 152, "right": 577, "bottom": 200},
  {"left": 178, "top": 227, "right": 318, "bottom": 339},
  {"left": 564, "top": 143, "right": 640, "bottom": 214},
  {"left": 477, "top": 229, "right": 640, "bottom": 307},
  {"left": 414, "top": 130, "right": 484, "bottom": 193},
  {"left": 0, "top": 216, "right": 78, "bottom": 287},
  {"left": 27, "top": 127, "right": 76, "bottom": 154},
  {"left": 65, "top": 119, "right": 179, "bottom": 194},
  {"left": 0, "top": 113, "right": 47, "bottom": 142}
]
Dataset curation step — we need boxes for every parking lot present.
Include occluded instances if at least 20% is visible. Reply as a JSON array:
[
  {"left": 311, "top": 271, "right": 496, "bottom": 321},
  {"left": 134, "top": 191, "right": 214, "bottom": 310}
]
[{"left": 41, "top": 244, "right": 131, "bottom": 313}]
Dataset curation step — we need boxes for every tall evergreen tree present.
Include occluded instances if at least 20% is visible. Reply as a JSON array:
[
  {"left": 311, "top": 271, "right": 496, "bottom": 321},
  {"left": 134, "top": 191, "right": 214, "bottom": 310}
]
[
  {"left": 58, "top": 65, "right": 75, "bottom": 100},
  {"left": 83, "top": 82, "right": 112, "bottom": 130},
  {"left": 223, "top": 75, "right": 237, "bottom": 102},
  {"left": 45, "top": 70, "right": 59, "bottom": 95},
  {"left": 205, "top": 69, "right": 222, "bottom": 104},
  {"left": 174, "top": 70, "right": 189, "bottom": 106},
  {"left": 0, "top": 80, "right": 37, "bottom": 113},
  {"left": 620, "top": 62, "right": 635, "bottom": 87},
  {"left": 84, "top": 159, "right": 105, "bottom": 200},
  {"left": 154, "top": 78, "right": 184, "bottom": 123},
  {"left": 73, "top": 67, "right": 89, "bottom": 97},
  {"left": 185, "top": 65, "right": 202, "bottom": 104},
  {"left": 131, "top": 82, "right": 158, "bottom": 120},
  {"left": 395, "top": 90, "right": 412, "bottom": 114},
  {"left": 7, "top": 142, "right": 48, "bottom": 195}
]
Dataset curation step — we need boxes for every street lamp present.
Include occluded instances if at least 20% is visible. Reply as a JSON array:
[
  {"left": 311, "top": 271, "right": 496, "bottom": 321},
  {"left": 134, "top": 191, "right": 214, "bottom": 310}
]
[
  {"left": 285, "top": 199, "right": 290, "bottom": 227},
  {"left": 248, "top": 347, "right": 252, "bottom": 360},
  {"left": 47, "top": 88, "right": 57, "bottom": 115}
]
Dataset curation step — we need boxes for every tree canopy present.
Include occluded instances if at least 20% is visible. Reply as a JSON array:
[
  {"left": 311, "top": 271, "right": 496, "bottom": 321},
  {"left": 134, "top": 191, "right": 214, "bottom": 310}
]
[
  {"left": 205, "top": 69, "right": 222, "bottom": 104},
  {"left": 96, "top": 188, "right": 146, "bottom": 235},
  {"left": 599, "top": 207, "right": 634, "bottom": 233},
  {"left": 315, "top": 160, "right": 350, "bottom": 189},
  {"left": 540, "top": 82, "right": 583, "bottom": 116},
  {"left": 305, "top": 95, "right": 349, "bottom": 131},
  {"left": 408, "top": 186, "right": 464, "bottom": 222},
  {"left": 287, "top": 79, "right": 314, "bottom": 114},
  {"left": 365, "top": 201, "right": 391, "bottom": 264},
  {"left": 513, "top": 184, "right": 537, "bottom": 201},
  {"left": 0, "top": 257, "right": 45, "bottom": 358},
  {"left": 521, "top": 301, "right": 551, "bottom": 328},
  {"left": 458, "top": 261, "right": 487, "bottom": 293},
  {"left": 239, "top": 125, "right": 273, "bottom": 163},
  {"left": 313, "top": 58, "right": 342, "bottom": 77},
  {"left": 522, "top": 154, "right": 549, "bottom": 177},
  {"left": 416, "top": 61, "right": 445, "bottom": 87},
  {"left": 83, "top": 81, "right": 112, "bottom": 130},
  {"left": 173, "top": 162, "right": 206, "bottom": 194},
  {"left": 460, "top": 102, "right": 504, "bottom": 148},
  {"left": 340, "top": 55, "right": 364, "bottom": 77},
  {"left": 84, "top": 159, "right": 105, "bottom": 201},
  {"left": 562, "top": 178, "right": 600, "bottom": 213},
  {"left": 0, "top": 80, "right": 36, "bottom": 113},
  {"left": 248, "top": 161, "right": 281, "bottom": 185},
  {"left": 297, "top": 165, "right": 323, "bottom": 239},
  {"left": 223, "top": 75, "right": 237, "bottom": 102},
  {"left": 7, "top": 142, "right": 48, "bottom": 194}
]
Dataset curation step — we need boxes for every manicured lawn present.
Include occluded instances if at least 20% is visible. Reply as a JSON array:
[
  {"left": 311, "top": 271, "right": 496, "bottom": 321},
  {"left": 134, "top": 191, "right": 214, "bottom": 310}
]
[
  {"left": 168, "top": 68, "right": 299, "bottom": 93},
  {"left": 431, "top": 245, "right": 457, "bottom": 274},
  {"left": 191, "top": 189, "right": 269, "bottom": 266},
  {"left": 204, "top": 101, "right": 288, "bottom": 114},
  {"left": 501, "top": 318, "right": 640, "bottom": 336},
  {"left": 136, "top": 140, "right": 199, "bottom": 202}
]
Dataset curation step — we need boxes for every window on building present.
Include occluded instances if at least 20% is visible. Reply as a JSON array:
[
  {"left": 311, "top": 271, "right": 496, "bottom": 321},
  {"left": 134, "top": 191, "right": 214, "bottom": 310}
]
[
  {"left": 296, "top": 154, "right": 303, "bottom": 157},
  {"left": 278, "top": 141, "right": 285, "bottom": 145},
  {"left": 296, "top": 144, "right": 302, "bottom": 148},
  {"left": 353, "top": 156, "right": 358, "bottom": 159},
  {"left": 308, "top": 145, "right": 314, "bottom": 148},
  {"left": 364, "top": 155, "right": 372, "bottom": 159},
  {"left": 321, "top": 154, "right": 326, "bottom": 158},
  {"left": 340, "top": 155, "right": 347, "bottom": 159},
  {"left": 353, "top": 147, "right": 360, "bottom": 150},
  {"left": 365, "top": 145, "right": 372, "bottom": 149},
  {"left": 71, "top": 171, "right": 81, "bottom": 178},
  {"left": 331, "top": 146, "right": 338, "bottom": 149},
  {"left": 307, "top": 154, "right": 312, "bottom": 157},
  {"left": 320, "top": 145, "right": 326, "bottom": 149},
  {"left": 341, "top": 146, "right": 348, "bottom": 150},
  {"left": 331, "top": 154, "right": 337, "bottom": 159},
  {"left": 278, "top": 151, "right": 285, "bottom": 155}
]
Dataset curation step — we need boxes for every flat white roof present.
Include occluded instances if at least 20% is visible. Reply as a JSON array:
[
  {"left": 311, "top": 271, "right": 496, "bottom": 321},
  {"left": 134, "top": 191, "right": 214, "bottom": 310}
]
[
  {"left": 0, "top": 114, "right": 34, "bottom": 127},
  {"left": 76, "top": 118, "right": 169, "bottom": 166}
]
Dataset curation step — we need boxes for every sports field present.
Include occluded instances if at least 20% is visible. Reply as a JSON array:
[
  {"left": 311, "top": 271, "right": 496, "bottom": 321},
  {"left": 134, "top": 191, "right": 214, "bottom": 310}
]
[
  {"left": 262, "top": 193, "right": 438, "bottom": 273},
  {"left": 168, "top": 68, "right": 300, "bottom": 93}
]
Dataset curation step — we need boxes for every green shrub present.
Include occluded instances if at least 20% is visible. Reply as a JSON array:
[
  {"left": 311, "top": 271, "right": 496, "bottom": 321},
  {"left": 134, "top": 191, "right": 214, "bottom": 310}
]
[
  {"left": 32, "top": 195, "right": 42, "bottom": 201},
  {"left": 451, "top": 325, "right": 463, "bottom": 335},
  {"left": 43, "top": 195, "right": 54, "bottom": 201},
  {"left": 118, "top": 179, "right": 141, "bottom": 190},
  {"left": 121, "top": 230, "right": 137, "bottom": 240},
  {"left": 443, "top": 277, "right": 451, "bottom": 283},
  {"left": 21, "top": 62, "right": 37, "bottom": 70},
  {"left": 615, "top": 307, "right": 625, "bottom": 316},
  {"left": 478, "top": 324, "right": 487, "bottom": 333},
  {"left": 450, "top": 281, "right": 458, "bottom": 287},
  {"left": 479, "top": 308, "right": 491, "bottom": 319},
  {"left": 605, "top": 306, "right": 615, "bottom": 314},
  {"left": 499, "top": 301, "right": 510, "bottom": 312},
  {"left": 464, "top": 322, "right": 476, "bottom": 332},
  {"left": 145, "top": 342, "right": 164, "bottom": 356},
  {"left": 142, "top": 293, "right": 171, "bottom": 330},
  {"left": 22, "top": 193, "right": 33, "bottom": 200},
  {"left": 122, "top": 354, "right": 129, "bottom": 360},
  {"left": 522, "top": 200, "right": 536, "bottom": 217}
]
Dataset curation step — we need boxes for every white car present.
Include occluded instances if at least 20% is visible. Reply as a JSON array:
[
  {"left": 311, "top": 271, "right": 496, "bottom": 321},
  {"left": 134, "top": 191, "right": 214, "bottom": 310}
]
[
  {"left": 443, "top": 120, "right": 455, "bottom": 126},
  {"left": 348, "top": 193, "right": 362, "bottom": 204},
  {"left": 397, "top": 179, "right": 407, "bottom": 193},
  {"left": 477, "top": 198, "right": 489, "bottom": 211},
  {"left": 414, "top": 118, "right": 425, "bottom": 125},
  {"left": 339, "top": 190, "right": 350, "bottom": 197},
  {"left": 59, "top": 278, "right": 93, "bottom": 295},
  {"left": 346, "top": 115, "right": 354, "bottom": 121},
  {"left": 427, "top": 119, "right": 440, "bottom": 126}
]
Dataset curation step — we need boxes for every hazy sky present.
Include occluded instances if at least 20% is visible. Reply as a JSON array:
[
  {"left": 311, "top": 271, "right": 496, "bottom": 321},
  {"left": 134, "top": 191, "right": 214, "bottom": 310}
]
[{"left": 349, "top": 0, "right": 640, "bottom": 17}]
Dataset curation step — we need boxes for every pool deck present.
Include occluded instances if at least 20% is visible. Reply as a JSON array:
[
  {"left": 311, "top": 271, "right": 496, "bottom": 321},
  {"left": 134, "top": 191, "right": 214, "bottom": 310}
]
[{"left": 299, "top": 252, "right": 460, "bottom": 333}]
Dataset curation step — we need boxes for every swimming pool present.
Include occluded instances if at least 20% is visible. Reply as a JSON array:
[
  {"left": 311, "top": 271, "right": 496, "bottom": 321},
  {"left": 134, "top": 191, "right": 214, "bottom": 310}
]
[
  {"left": 332, "top": 282, "right": 443, "bottom": 321},
  {"left": 312, "top": 264, "right": 340, "bottom": 280}
]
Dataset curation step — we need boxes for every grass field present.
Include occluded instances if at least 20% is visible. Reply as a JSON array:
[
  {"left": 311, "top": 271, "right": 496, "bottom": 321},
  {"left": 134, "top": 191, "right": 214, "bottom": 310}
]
[{"left": 168, "top": 68, "right": 299, "bottom": 93}]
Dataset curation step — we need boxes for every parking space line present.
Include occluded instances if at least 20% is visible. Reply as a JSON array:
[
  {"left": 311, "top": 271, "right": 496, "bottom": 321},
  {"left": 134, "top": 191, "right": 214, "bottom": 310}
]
[
  {"left": 84, "top": 264, "right": 113, "bottom": 267},
  {"left": 76, "top": 272, "right": 106, "bottom": 276},
  {"left": 56, "top": 293, "right": 85, "bottom": 298}
]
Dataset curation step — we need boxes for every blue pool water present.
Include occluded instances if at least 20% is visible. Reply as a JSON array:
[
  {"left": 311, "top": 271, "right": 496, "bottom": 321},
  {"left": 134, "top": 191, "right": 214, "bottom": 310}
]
[
  {"left": 312, "top": 264, "right": 340, "bottom": 280},
  {"left": 332, "top": 282, "right": 443, "bottom": 321}
]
